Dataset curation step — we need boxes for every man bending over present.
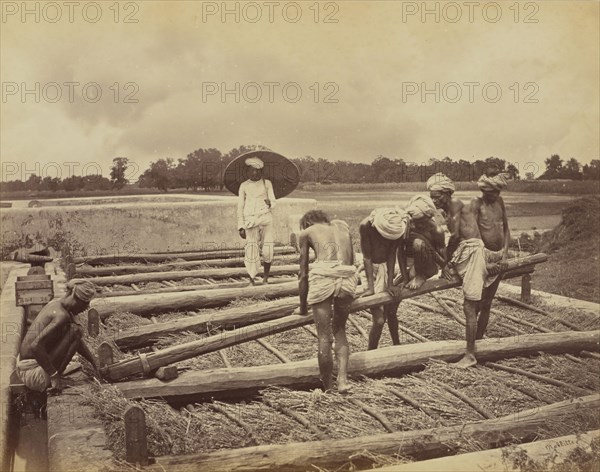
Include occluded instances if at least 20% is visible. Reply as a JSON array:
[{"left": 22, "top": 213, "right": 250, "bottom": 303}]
[
  {"left": 359, "top": 207, "right": 410, "bottom": 349},
  {"left": 294, "top": 210, "right": 358, "bottom": 393}
]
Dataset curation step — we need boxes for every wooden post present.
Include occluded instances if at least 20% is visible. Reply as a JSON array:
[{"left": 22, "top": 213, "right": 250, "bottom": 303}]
[
  {"left": 87, "top": 308, "right": 100, "bottom": 337},
  {"left": 98, "top": 342, "right": 114, "bottom": 372},
  {"left": 66, "top": 263, "right": 76, "bottom": 281},
  {"left": 521, "top": 273, "right": 532, "bottom": 303},
  {"left": 124, "top": 405, "right": 149, "bottom": 466},
  {"left": 27, "top": 266, "right": 45, "bottom": 275}
]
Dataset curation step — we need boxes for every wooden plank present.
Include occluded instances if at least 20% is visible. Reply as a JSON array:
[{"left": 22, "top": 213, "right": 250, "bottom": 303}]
[
  {"left": 380, "top": 429, "right": 600, "bottom": 472},
  {"left": 16, "top": 289, "right": 53, "bottom": 306},
  {"left": 124, "top": 405, "right": 149, "bottom": 466},
  {"left": 521, "top": 273, "right": 532, "bottom": 303},
  {"left": 150, "top": 395, "right": 600, "bottom": 472},
  {"left": 495, "top": 295, "right": 582, "bottom": 331},
  {"left": 87, "top": 308, "right": 100, "bottom": 337},
  {"left": 16, "top": 275, "right": 51, "bottom": 281},
  {"left": 74, "top": 246, "right": 297, "bottom": 265},
  {"left": 115, "top": 330, "right": 600, "bottom": 400},
  {"left": 15, "top": 279, "right": 53, "bottom": 291}
]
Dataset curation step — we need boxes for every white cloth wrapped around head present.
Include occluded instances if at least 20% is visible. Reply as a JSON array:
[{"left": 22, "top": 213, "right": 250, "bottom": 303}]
[
  {"left": 406, "top": 195, "right": 437, "bottom": 220},
  {"left": 426, "top": 173, "right": 455, "bottom": 193},
  {"left": 369, "top": 207, "right": 409, "bottom": 240},
  {"left": 245, "top": 157, "right": 264, "bottom": 169},
  {"left": 477, "top": 173, "right": 508, "bottom": 191}
]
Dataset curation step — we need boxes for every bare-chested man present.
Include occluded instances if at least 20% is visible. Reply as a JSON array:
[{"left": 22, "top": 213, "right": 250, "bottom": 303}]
[
  {"left": 427, "top": 173, "right": 505, "bottom": 368},
  {"left": 17, "top": 280, "right": 97, "bottom": 392},
  {"left": 359, "top": 207, "right": 410, "bottom": 350},
  {"left": 404, "top": 195, "right": 447, "bottom": 290},
  {"left": 293, "top": 210, "right": 359, "bottom": 393}
]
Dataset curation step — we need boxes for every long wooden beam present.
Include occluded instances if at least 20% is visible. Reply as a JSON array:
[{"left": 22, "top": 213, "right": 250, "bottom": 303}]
[
  {"left": 73, "top": 264, "right": 301, "bottom": 286},
  {"left": 94, "top": 277, "right": 295, "bottom": 298},
  {"left": 111, "top": 254, "right": 545, "bottom": 347},
  {"left": 90, "top": 282, "right": 299, "bottom": 319},
  {"left": 115, "top": 330, "right": 599, "bottom": 399},
  {"left": 77, "top": 254, "right": 302, "bottom": 277},
  {"left": 148, "top": 394, "right": 600, "bottom": 472},
  {"left": 377, "top": 429, "right": 600, "bottom": 472},
  {"left": 74, "top": 246, "right": 296, "bottom": 265}
]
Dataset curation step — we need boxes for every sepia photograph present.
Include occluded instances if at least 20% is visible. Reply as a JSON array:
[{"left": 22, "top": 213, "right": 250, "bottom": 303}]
[{"left": 1, "top": 1, "right": 599, "bottom": 471}]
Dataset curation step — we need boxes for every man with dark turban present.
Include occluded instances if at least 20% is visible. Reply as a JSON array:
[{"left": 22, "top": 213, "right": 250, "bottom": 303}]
[
  {"left": 17, "top": 280, "right": 97, "bottom": 392},
  {"left": 237, "top": 156, "right": 277, "bottom": 285},
  {"left": 359, "top": 207, "right": 410, "bottom": 349},
  {"left": 404, "top": 195, "right": 447, "bottom": 289}
]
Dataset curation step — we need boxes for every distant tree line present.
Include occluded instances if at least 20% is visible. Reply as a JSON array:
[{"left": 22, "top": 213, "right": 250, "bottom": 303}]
[{"left": 2, "top": 149, "right": 598, "bottom": 193}]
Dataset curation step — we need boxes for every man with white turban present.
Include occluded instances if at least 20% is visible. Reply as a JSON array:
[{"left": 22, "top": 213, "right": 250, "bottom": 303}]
[
  {"left": 359, "top": 207, "right": 410, "bottom": 349},
  {"left": 237, "top": 157, "right": 277, "bottom": 284},
  {"left": 404, "top": 195, "right": 447, "bottom": 289},
  {"left": 293, "top": 210, "right": 358, "bottom": 393},
  {"left": 17, "top": 280, "right": 97, "bottom": 392},
  {"left": 427, "top": 172, "right": 509, "bottom": 369}
]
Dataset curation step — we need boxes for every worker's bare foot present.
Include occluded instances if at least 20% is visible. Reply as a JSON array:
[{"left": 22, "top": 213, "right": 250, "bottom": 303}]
[
  {"left": 337, "top": 379, "right": 351, "bottom": 393},
  {"left": 406, "top": 275, "right": 426, "bottom": 290},
  {"left": 454, "top": 353, "right": 477, "bottom": 369},
  {"left": 263, "top": 277, "right": 269, "bottom": 284}
]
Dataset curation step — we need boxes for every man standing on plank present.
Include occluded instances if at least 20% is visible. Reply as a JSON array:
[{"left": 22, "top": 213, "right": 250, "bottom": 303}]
[
  {"left": 359, "top": 207, "right": 410, "bottom": 349},
  {"left": 404, "top": 195, "right": 447, "bottom": 290},
  {"left": 237, "top": 156, "right": 277, "bottom": 285},
  {"left": 427, "top": 173, "right": 505, "bottom": 368},
  {"left": 17, "top": 280, "right": 97, "bottom": 392},
  {"left": 293, "top": 210, "right": 359, "bottom": 393}
]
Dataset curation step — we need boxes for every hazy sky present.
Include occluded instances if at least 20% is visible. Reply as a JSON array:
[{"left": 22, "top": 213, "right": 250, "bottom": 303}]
[{"left": 1, "top": 0, "right": 598, "bottom": 182}]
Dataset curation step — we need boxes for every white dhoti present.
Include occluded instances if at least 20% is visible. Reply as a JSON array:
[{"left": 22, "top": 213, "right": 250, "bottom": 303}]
[
  {"left": 16, "top": 356, "right": 51, "bottom": 392},
  {"left": 451, "top": 239, "right": 503, "bottom": 301},
  {"left": 244, "top": 212, "right": 274, "bottom": 279},
  {"left": 307, "top": 261, "right": 359, "bottom": 306}
]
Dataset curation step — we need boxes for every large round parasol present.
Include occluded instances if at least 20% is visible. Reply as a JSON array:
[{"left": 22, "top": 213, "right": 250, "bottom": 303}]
[{"left": 223, "top": 151, "right": 300, "bottom": 199}]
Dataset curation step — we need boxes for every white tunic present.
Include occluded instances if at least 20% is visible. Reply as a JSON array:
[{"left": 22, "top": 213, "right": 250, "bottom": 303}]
[{"left": 237, "top": 179, "right": 277, "bottom": 229}]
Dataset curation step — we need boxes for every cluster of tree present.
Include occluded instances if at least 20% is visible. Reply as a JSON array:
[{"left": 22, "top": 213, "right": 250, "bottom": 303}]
[
  {"left": 2, "top": 151, "right": 598, "bottom": 193},
  {"left": 539, "top": 155, "right": 600, "bottom": 181}
]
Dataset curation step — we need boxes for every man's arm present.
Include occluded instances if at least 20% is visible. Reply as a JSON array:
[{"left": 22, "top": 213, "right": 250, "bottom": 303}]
[
  {"left": 266, "top": 179, "right": 276, "bottom": 209},
  {"left": 499, "top": 196, "right": 510, "bottom": 257},
  {"left": 297, "top": 231, "right": 310, "bottom": 315},
  {"left": 77, "top": 338, "right": 97, "bottom": 368},
  {"left": 237, "top": 183, "right": 246, "bottom": 230},
  {"left": 359, "top": 221, "right": 375, "bottom": 295},
  {"left": 446, "top": 199, "right": 463, "bottom": 260}
]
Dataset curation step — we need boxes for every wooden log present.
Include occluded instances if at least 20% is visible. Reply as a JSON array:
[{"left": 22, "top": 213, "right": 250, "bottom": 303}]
[
  {"left": 387, "top": 388, "right": 439, "bottom": 420},
  {"left": 155, "top": 366, "right": 178, "bottom": 380},
  {"left": 113, "top": 253, "right": 547, "bottom": 348},
  {"left": 73, "top": 264, "right": 301, "bottom": 286},
  {"left": 150, "top": 394, "right": 600, "bottom": 472},
  {"left": 66, "top": 263, "right": 76, "bottom": 280},
  {"left": 581, "top": 350, "right": 600, "bottom": 361},
  {"left": 219, "top": 350, "right": 232, "bottom": 368},
  {"left": 76, "top": 254, "right": 303, "bottom": 277},
  {"left": 92, "top": 281, "right": 299, "bottom": 319},
  {"left": 208, "top": 404, "right": 258, "bottom": 445},
  {"left": 74, "top": 246, "right": 296, "bottom": 265},
  {"left": 430, "top": 293, "right": 465, "bottom": 326},
  {"left": 397, "top": 324, "right": 429, "bottom": 343},
  {"left": 115, "top": 330, "right": 600, "bottom": 400},
  {"left": 114, "top": 297, "right": 299, "bottom": 349},
  {"left": 98, "top": 342, "right": 114, "bottom": 370},
  {"left": 495, "top": 295, "right": 582, "bottom": 331},
  {"left": 380, "top": 429, "right": 600, "bottom": 472},
  {"left": 93, "top": 277, "right": 295, "bottom": 298},
  {"left": 124, "top": 405, "right": 149, "bottom": 466},
  {"left": 485, "top": 362, "right": 592, "bottom": 395},
  {"left": 348, "top": 317, "right": 369, "bottom": 341}
]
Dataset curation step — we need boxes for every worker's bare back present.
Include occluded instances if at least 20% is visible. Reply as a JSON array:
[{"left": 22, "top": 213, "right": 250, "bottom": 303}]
[
  {"left": 19, "top": 300, "right": 70, "bottom": 360},
  {"left": 304, "top": 220, "right": 354, "bottom": 264}
]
